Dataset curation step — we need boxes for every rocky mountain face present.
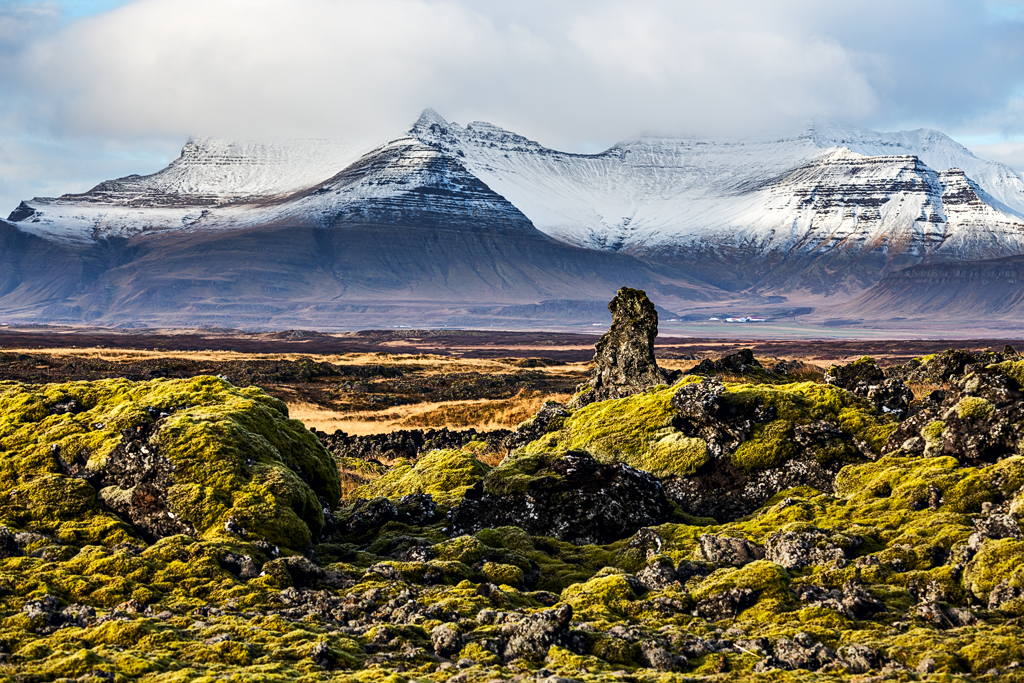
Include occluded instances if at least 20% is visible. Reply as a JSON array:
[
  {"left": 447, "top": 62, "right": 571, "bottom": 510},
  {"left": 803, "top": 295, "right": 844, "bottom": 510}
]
[
  {"left": 4, "top": 110, "right": 1024, "bottom": 326},
  {"left": 412, "top": 112, "right": 1024, "bottom": 298}
]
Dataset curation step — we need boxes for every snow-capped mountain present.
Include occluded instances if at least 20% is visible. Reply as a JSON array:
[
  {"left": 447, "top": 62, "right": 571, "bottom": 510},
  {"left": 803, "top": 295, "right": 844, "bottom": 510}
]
[
  {"left": 410, "top": 111, "right": 1024, "bottom": 295},
  {"left": 5, "top": 109, "right": 1024, "bottom": 327}
]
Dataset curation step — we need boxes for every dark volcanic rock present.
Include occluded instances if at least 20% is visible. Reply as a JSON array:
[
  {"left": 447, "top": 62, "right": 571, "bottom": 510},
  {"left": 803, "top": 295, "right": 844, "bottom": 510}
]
[
  {"left": 431, "top": 624, "right": 463, "bottom": 657},
  {"left": 573, "top": 287, "right": 676, "bottom": 408},
  {"left": 500, "top": 604, "right": 577, "bottom": 660},
  {"left": 317, "top": 427, "right": 511, "bottom": 463},
  {"left": 795, "top": 581, "right": 885, "bottom": 620},
  {"left": 663, "top": 456, "right": 845, "bottom": 523},
  {"left": 503, "top": 401, "right": 570, "bottom": 452},
  {"left": 884, "top": 365, "right": 1024, "bottom": 465},
  {"left": 685, "top": 349, "right": 764, "bottom": 377},
  {"left": 664, "top": 377, "right": 859, "bottom": 521},
  {"left": 0, "top": 526, "right": 23, "bottom": 559},
  {"left": 698, "top": 535, "right": 764, "bottom": 567},
  {"left": 448, "top": 450, "right": 675, "bottom": 545},
  {"left": 22, "top": 595, "right": 96, "bottom": 635},
  {"left": 764, "top": 528, "right": 859, "bottom": 569},
  {"left": 339, "top": 494, "right": 441, "bottom": 538},
  {"left": 696, "top": 588, "right": 756, "bottom": 621},
  {"left": 97, "top": 423, "right": 195, "bottom": 542},
  {"left": 768, "top": 634, "right": 840, "bottom": 672},
  {"left": 670, "top": 377, "right": 773, "bottom": 458},
  {"left": 825, "top": 357, "right": 912, "bottom": 416},
  {"left": 887, "top": 347, "right": 1018, "bottom": 385}
]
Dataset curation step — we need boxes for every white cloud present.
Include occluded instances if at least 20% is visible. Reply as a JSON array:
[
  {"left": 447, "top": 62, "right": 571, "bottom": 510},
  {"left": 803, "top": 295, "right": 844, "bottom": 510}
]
[
  {"left": 4, "top": 0, "right": 885, "bottom": 144},
  {"left": 1, "top": 0, "right": 1024, "bottom": 214},
  {"left": 968, "top": 141, "right": 1024, "bottom": 175}
]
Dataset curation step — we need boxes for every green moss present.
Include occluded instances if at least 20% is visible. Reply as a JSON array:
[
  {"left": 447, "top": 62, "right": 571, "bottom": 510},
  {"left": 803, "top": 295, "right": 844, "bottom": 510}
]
[
  {"left": 956, "top": 396, "right": 995, "bottom": 419},
  {"left": 691, "top": 561, "right": 791, "bottom": 603},
  {"left": 591, "top": 636, "right": 641, "bottom": 665},
  {"left": 560, "top": 570, "right": 638, "bottom": 621},
  {"left": 482, "top": 450, "right": 561, "bottom": 497},
  {"left": 433, "top": 536, "right": 485, "bottom": 564},
  {"left": 648, "top": 433, "right": 710, "bottom": 476},
  {"left": 964, "top": 538, "right": 1024, "bottom": 601},
  {"left": 723, "top": 381, "right": 897, "bottom": 454},
  {"left": 458, "top": 640, "right": 502, "bottom": 667},
  {"left": 519, "top": 379, "right": 896, "bottom": 485},
  {"left": 993, "top": 360, "right": 1024, "bottom": 386},
  {"left": 349, "top": 448, "right": 490, "bottom": 507},
  {"left": 731, "top": 420, "right": 797, "bottom": 472},
  {"left": 545, "top": 645, "right": 611, "bottom": 673},
  {"left": 0, "top": 378, "right": 339, "bottom": 551},
  {"left": 481, "top": 561, "right": 524, "bottom": 587},
  {"left": 538, "top": 383, "right": 681, "bottom": 465}
]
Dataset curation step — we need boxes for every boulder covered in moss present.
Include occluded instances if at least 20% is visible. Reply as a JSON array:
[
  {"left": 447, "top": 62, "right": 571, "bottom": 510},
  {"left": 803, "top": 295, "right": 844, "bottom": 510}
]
[
  {"left": 889, "top": 347, "right": 1020, "bottom": 384},
  {"left": 512, "top": 374, "right": 895, "bottom": 522},
  {"left": 0, "top": 377, "right": 341, "bottom": 550},
  {"left": 886, "top": 364, "right": 1024, "bottom": 464},
  {"left": 573, "top": 287, "right": 676, "bottom": 408},
  {"left": 668, "top": 377, "right": 896, "bottom": 520},
  {"left": 448, "top": 450, "right": 674, "bottom": 545},
  {"left": 345, "top": 447, "right": 491, "bottom": 508}
]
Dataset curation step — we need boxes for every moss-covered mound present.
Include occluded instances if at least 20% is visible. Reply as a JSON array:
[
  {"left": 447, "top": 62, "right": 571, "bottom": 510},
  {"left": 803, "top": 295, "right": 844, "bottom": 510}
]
[
  {"left": 346, "top": 447, "right": 491, "bottom": 508},
  {"left": 512, "top": 377, "right": 896, "bottom": 522},
  {"left": 521, "top": 379, "right": 893, "bottom": 475},
  {"left": 0, "top": 377, "right": 340, "bottom": 550},
  {"left": 10, "top": 358, "right": 1024, "bottom": 681}
]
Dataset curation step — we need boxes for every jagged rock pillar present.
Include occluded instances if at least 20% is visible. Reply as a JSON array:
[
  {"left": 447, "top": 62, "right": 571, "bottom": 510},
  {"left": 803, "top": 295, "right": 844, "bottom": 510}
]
[{"left": 573, "top": 287, "right": 671, "bottom": 408}]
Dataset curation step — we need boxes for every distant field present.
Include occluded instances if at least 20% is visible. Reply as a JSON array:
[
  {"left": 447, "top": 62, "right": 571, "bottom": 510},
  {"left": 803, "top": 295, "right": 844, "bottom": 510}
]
[{"left": 2, "top": 327, "right": 1021, "bottom": 434}]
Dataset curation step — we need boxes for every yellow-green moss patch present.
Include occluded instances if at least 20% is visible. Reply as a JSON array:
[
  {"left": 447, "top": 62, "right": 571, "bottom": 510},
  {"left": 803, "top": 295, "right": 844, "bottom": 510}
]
[{"left": 348, "top": 448, "right": 491, "bottom": 507}]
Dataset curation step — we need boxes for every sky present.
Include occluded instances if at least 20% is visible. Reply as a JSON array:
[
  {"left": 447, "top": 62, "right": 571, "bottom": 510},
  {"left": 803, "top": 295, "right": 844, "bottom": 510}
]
[{"left": 1, "top": 0, "right": 1024, "bottom": 215}]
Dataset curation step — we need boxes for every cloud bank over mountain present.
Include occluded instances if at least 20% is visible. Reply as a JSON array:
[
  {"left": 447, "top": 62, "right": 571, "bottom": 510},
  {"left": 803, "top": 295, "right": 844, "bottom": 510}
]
[{"left": 0, "top": 0, "right": 1023, "bottom": 214}]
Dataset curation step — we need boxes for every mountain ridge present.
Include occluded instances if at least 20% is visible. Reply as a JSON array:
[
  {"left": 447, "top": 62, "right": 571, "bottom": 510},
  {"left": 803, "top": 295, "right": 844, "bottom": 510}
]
[{"left": 5, "top": 110, "right": 1024, "bottom": 327}]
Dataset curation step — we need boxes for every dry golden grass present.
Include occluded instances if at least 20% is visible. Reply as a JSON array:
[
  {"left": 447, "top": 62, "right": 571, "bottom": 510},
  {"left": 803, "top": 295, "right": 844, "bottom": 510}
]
[
  {"left": 289, "top": 389, "right": 572, "bottom": 435},
  {"left": 1, "top": 346, "right": 589, "bottom": 376},
  {"left": 475, "top": 450, "right": 507, "bottom": 467},
  {"left": 658, "top": 359, "right": 700, "bottom": 372},
  {"left": 0, "top": 347, "right": 332, "bottom": 363},
  {"left": 908, "top": 381, "right": 947, "bottom": 402}
]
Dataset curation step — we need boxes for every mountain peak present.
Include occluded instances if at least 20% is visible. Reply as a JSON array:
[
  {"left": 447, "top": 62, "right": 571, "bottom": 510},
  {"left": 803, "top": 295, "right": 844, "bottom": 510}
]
[{"left": 411, "top": 108, "right": 452, "bottom": 135}]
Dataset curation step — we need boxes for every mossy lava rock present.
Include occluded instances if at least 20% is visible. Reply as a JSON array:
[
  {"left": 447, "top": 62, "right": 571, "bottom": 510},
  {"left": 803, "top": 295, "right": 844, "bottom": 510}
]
[{"left": 0, "top": 377, "right": 341, "bottom": 550}]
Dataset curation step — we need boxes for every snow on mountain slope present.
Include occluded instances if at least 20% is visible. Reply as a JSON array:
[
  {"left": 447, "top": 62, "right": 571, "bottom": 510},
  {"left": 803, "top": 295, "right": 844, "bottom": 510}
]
[
  {"left": 9, "top": 109, "right": 1024, "bottom": 297},
  {"left": 410, "top": 111, "right": 1024, "bottom": 268},
  {"left": 807, "top": 120, "right": 1024, "bottom": 217},
  {"left": 7, "top": 136, "right": 374, "bottom": 244},
  {"left": 90, "top": 136, "right": 375, "bottom": 199}
]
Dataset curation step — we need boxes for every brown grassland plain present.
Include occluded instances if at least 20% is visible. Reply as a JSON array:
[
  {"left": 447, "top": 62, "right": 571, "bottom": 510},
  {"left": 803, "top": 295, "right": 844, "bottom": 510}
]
[{"left": 0, "top": 328, "right": 1019, "bottom": 434}]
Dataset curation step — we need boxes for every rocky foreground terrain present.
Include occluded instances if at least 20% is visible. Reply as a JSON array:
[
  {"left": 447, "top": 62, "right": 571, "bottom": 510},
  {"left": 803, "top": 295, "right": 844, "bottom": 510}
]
[{"left": 3, "top": 292, "right": 1024, "bottom": 681}]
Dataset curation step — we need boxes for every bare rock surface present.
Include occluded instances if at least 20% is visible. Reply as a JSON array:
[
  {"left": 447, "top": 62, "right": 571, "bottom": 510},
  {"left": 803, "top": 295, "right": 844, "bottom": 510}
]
[
  {"left": 573, "top": 287, "right": 676, "bottom": 408},
  {"left": 448, "top": 450, "right": 675, "bottom": 545}
]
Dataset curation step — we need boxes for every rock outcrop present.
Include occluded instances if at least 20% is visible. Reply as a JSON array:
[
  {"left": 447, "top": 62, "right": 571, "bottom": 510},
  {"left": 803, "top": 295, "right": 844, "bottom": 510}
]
[
  {"left": 824, "top": 356, "right": 913, "bottom": 417},
  {"left": 573, "top": 287, "right": 677, "bottom": 408},
  {"left": 448, "top": 450, "right": 675, "bottom": 545},
  {"left": 0, "top": 377, "right": 340, "bottom": 551}
]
